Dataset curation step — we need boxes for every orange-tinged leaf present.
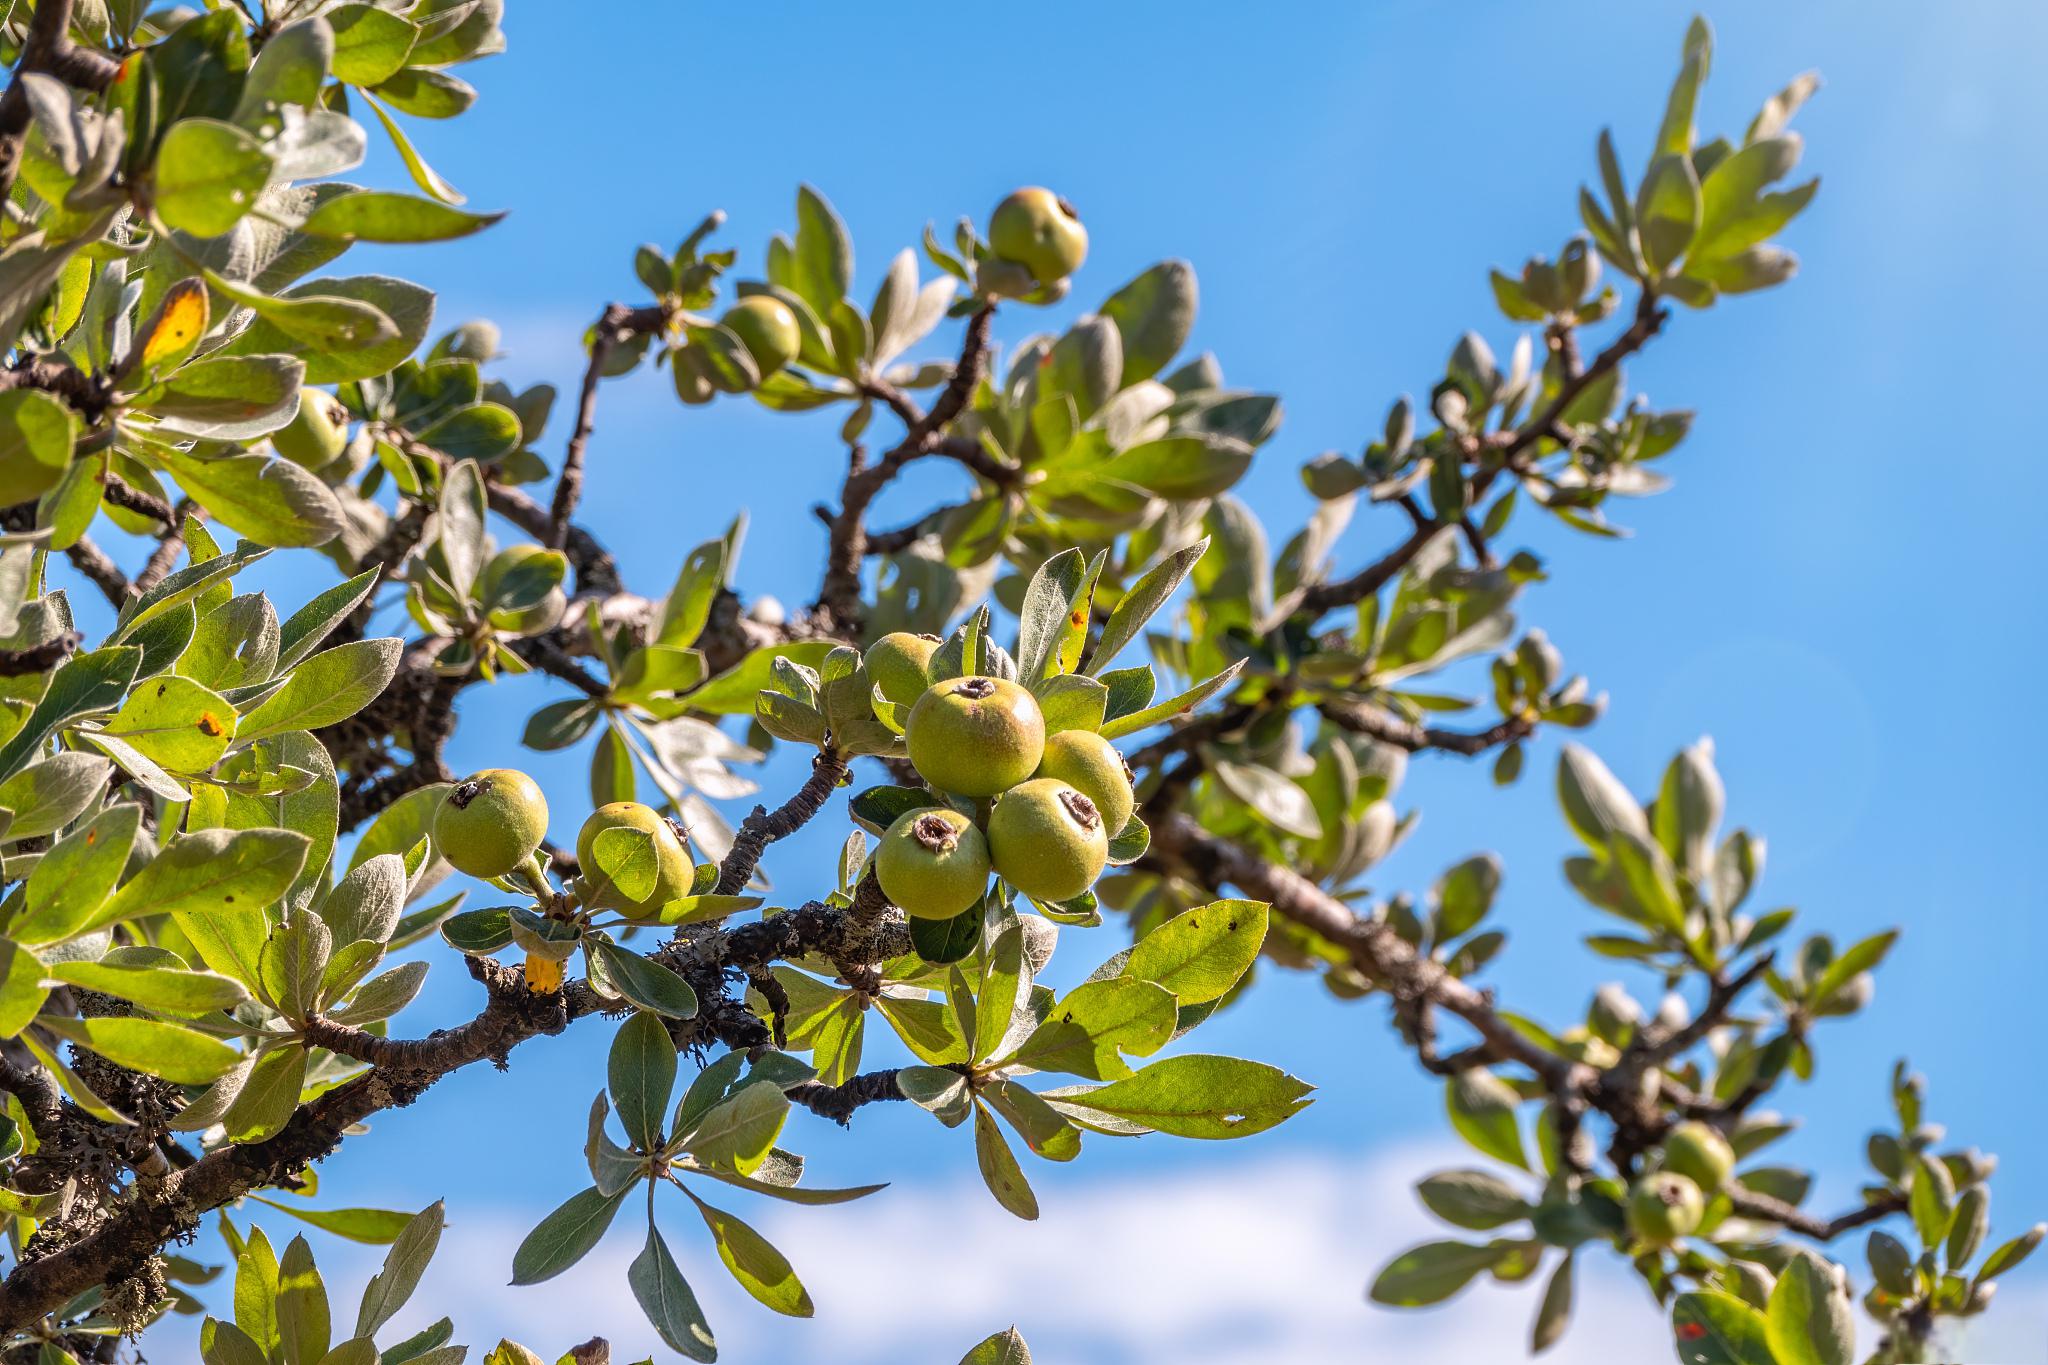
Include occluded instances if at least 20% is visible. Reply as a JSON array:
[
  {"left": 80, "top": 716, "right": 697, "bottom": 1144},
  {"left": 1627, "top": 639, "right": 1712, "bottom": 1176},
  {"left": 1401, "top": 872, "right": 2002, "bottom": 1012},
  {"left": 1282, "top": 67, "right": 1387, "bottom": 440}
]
[{"left": 140, "top": 278, "right": 211, "bottom": 374}]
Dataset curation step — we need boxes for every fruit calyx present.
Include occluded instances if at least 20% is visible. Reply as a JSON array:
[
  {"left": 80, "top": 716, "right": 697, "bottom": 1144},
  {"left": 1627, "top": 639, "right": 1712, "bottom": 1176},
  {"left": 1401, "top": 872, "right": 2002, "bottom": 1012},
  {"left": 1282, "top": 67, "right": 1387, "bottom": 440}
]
[
  {"left": 449, "top": 778, "right": 486, "bottom": 809},
  {"left": 1058, "top": 788, "right": 1100, "bottom": 831},
  {"left": 950, "top": 678, "right": 998, "bottom": 700},
  {"left": 912, "top": 813, "right": 962, "bottom": 853}
]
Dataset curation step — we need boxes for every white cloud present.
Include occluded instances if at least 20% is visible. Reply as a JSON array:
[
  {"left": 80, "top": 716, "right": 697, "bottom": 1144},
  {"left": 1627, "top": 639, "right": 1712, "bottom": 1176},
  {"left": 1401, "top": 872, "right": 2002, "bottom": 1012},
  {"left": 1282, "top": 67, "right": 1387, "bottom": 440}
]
[{"left": 348, "top": 1142, "right": 1675, "bottom": 1364}]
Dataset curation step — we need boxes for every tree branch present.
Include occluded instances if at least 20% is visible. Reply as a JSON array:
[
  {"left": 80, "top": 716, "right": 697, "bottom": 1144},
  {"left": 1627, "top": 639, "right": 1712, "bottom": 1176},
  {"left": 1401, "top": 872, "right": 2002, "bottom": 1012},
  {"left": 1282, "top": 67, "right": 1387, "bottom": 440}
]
[
  {"left": 714, "top": 751, "right": 849, "bottom": 895},
  {"left": 785, "top": 1069, "right": 905, "bottom": 1126},
  {"left": 817, "top": 305, "right": 996, "bottom": 624},
  {"left": 1319, "top": 698, "right": 1535, "bottom": 756},
  {"left": 1724, "top": 1186, "right": 1908, "bottom": 1242},
  {"left": 549, "top": 304, "right": 666, "bottom": 552},
  {"left": 0, "top": 0, "right": 120, "bottom": 204}
]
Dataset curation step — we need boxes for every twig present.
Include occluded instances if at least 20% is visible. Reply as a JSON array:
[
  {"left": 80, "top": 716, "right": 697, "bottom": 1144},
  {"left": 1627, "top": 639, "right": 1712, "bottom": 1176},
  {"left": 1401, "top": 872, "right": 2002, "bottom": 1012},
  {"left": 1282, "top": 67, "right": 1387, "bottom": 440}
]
[
  {"left": 99, "top": 476, "right": 174, "bottom": 526},
  {"left": 1320, "top": 699, "right": 1536, "bottom": 756},
  {"left": 786, "top": 1069, "right": 906, "bottom": 1126},
  {"left": 549, "top": 304, "right": 665, "bottom": 551},
  {"left": 64, "top": 536, "right": 129, "bottom": 605},
  {"left": 714, "top": 752, "right": 849, "bottom": 895},
  {"left": 0, "top": 631, "right": 79, "bottom": 676}
]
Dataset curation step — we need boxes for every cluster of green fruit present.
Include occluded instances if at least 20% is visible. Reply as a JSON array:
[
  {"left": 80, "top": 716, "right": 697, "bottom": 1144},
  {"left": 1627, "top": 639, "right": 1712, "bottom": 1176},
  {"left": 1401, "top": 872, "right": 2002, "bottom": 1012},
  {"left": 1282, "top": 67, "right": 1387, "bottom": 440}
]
[
  {"left": 866, "top": 633, "right": 1132, "bottom": 919},
  {"left": 975, "top": 186, "right": 1089, "bottom": 304},
  {"left": 431, "top": 769, "right": 697, "bottom": 987},
  {"left": 1624, "top": 1120, "right": 1737, "bottom": 1248}
]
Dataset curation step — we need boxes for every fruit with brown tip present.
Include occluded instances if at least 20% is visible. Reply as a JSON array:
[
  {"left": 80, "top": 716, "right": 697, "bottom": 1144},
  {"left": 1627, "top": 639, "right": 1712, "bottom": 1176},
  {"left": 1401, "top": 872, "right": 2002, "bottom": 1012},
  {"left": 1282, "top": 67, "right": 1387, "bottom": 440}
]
[
  {"left": 434, "top": 769, "right": 549, "bottom": 878},
  {"left": 986, "top": 777, "right": 1108, "bottom": 904},
  {"left": 576, "top": 801, "right": 692, "bottom": 920},
  {"left": 988, "top": 187, "right": 1088, "bottom": 286},
  {"left": 875, "top": 807, "right": 990, "bottom": 920},
  {"left": 1035, "top": 729, "right": 1134, "bottom": 836},
  {"left": 906, "top": 676, "right": 1045, "bottom": 798}
]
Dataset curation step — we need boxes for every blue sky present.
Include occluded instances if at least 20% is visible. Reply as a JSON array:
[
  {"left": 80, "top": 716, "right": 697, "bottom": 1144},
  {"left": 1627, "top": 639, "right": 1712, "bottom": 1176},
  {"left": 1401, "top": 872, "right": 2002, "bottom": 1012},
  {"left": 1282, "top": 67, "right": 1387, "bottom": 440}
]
[{"left": 122, "top": 2, "right": 2048, "bottom": 1360}]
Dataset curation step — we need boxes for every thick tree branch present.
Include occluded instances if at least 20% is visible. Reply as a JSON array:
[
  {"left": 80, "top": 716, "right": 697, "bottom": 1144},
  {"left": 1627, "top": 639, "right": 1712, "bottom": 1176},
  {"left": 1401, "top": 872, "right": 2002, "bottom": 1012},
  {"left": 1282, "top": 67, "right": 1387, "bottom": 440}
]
[
  {"left": 64, "top": 535, "right": 129, "bottom": 605},
  {"left": 0, "top": 630, "right": 79, "bottom": 676}
]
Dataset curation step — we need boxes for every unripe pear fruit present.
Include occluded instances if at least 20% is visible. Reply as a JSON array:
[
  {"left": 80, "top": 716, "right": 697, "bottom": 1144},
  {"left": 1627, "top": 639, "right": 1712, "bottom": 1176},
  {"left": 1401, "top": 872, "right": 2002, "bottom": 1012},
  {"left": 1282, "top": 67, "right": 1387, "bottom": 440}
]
[
  {"left": 1661, "top": 1120, "right": 1736, "bottom": 1193},
  {"left": 987, "top": 778, "right": 1108, "bottom": 904},
  {"left": 864, "top": 632, "right": 942, "bottom": 707},
  {"left": 434, "top": 769, "right": 549, "bottom": 878},
  {"left": 576, "top": 801, "right": 692, "bottom": 920},
  {"left": 988, "top": 187, "right": 1088, "bottom": 286},
  {"left": 875, "top": 807, "right": 990, "bottom": 920},
  {"left": 1626, "top": 1171, "right": 1705, "bottom": 1247},
  {"left": 273, "top": 387, "right": 349, "bottom": 468},
  {"left": 1035, "top": 729, "right": 1134, "bottom": 836},
  {"left": 906, "top": 676, "right": 1045, "bottom": 797},
  {"left": 722, "top": 295, "right": 801, "bottom": 379},
  {"left": 476, "top": 543, "right": 568, "bottom": 635}
]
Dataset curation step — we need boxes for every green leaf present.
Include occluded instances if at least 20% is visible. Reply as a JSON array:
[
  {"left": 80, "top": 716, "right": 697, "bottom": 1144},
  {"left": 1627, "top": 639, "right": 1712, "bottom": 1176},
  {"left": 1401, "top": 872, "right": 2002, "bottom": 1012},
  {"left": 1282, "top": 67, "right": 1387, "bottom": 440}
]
[
  {"left": 0, "top": 942, "right": 50, "bottom": 1037},
  {"left": 0, "top": 388, "right": 78, "bottom": 506},
  {"left": 1764, "top": 1252, "right": 1854, "bottom": 1365},
  {"left": 0, "top": 752, "right": 111, "bottom": 840},
  {"left": 686, "top": 1189, "right": 814, "bottom": 1317},
  {"left": 1098, "top": 659, "right": 1245, "bottom": 741},
  {"left": 221, "top": 1044, "right": 308, "bottom": 1142},
  {"left": 239, "top": 638, "right": 402, "bottom": 741},
  {"left": 973, "top": 1100, "right": 1038, "bottom": 1220},
  {"left": 152, "top": 447, "right": 343, "bottom": 546},
  {"left": 225, "top": 275, "right": 435, "bottom": 384},
  {"left": 627, "top": 1224, "right": 715, "bottom": 1363},
  {"left": 299, "top": 189, "right": 503, "bottom": 245},
  {"left": 154, "top": 119, "right": 275, "bottom": 238},
  {"left": 1099, "top": 260, "right": 1197, "bottom": 386},
  {"left": 102, "top": 673, "right": 237, "bottom": 771},
  {"left": 959, "top": 1327, "right": 1032, "bottom": 1365},
  {"left": 1448, "top": 1069, "right": 1528, "bottom": 1170},
  {"left": 249, "top": 1198, "right": 412, "bottom": 1246},
  {"left": 509, "top": 1185, "right": 627, "bottom": 1286},
  {"left": 1910, "top": 1152, "right": 1956, "bottom": 1250},
  {"left": 328, "top": 4, "right": 417, "bottom": 85},
  {"left": 1103, "top": 434, "right": 1254, "bottom": 500},
  {"left": 360, "top": 91, "right": 463, "bottom": 205},
  {"left": 972, "top": 921, "right": 1029, "bottom": 1066},
  {"left": 1008, "top": 976, "right": 1173, "bottom": 1081},
  {"left": 1369, "top": 1240, "right": 1503, "bottom": 1307},
  {"left": 684, "top": 1080, "right": 787, "bottom": 1176},
  {"left": 1417, "top": 1170, "right": 1532, "bottom": 1231},
  {"left": 1637, "top": 154, "right": 1703, "bottom": 274},
  {"left": 96, "top": 827, "right": 310, "bottom": 974},
  {"left": 1214, "top": 760, "right": 1322, "bottom": 840},
  {"left": 608, "top": 1010, "right": 676, "bottom": 1151},
  {"left": 1014, "top": 549, "right": 1088, "bottom": 684},
  {"left": 1807, "top": 930, "right": 1897, "bottom": 1005},
  {"left": 1088, "top": 537, "right": 1207, "bottom": 672},
  {"left": 1061, "top": 1054, "right": 1312, "bottom": 1139},
  {"left": 1123, "top": 899, "right": 1265, "bottom": 1005},
  {"left": 0, "top": 645, "right": 140, "bottom": 782},
  {"left": 591, "top": 940, "right": 698, "bottom": 1019},
  {"left": 355, "top": 1201, "right": 443, "bottom": 1338},
  {"left": 1671, "top": 1290, "right": 1776, "bottom": 1365},
  {"left": 48, "top": 960, "right": 249, "bottom": 1016},
  {"left": 1977, "top": 1224, "right": 2045, "bottom": 1283},
  {"left": 789, "top": 184, "right": 853, "bottom": 318},
  {"left": 16, "top": 804, "right": 142, "bottom": 943},
  {"left": 39, "top": 1015, "right": 242, "bottom": 1085}
]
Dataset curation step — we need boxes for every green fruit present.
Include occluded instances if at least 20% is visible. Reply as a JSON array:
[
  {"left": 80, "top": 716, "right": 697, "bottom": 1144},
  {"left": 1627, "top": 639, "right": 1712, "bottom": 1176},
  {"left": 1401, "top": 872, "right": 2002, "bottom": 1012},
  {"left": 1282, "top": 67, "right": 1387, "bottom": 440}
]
[
  {"left": 1661, "top": 1121, "right": 1736, "bottom": 1193},
  {"left": 875, "top": 807, "right": 990, "bottom": 920},
  {"left": 906, "top": 676, "right": 1045, "bottom": 797},
  {"left": 988, "top": 187, "right": 1088, "bottom": 286},
  {"left": 864, "top": 632, "right": 941, "bottom": 707},
  {"left": 434, "top": 769, "right": 549, "bottom": 878},
  {"left": 722, "top": 295, "right": 801, "bottom": 378},
  {"left": 476, "top": 543, "right": 568, "bottom": 635},
  {"left": 1036, "top": 729, "right": 1134, "bottom": 836},
  {"left": 273, "top": 387, "right": 349, "bottom": 468},
  {"left": 575, "top": 801, "right": 692, "bottom": 920},
  {"left": 1626, "top": 1172, "right": 1705, "bottom": 1247},
  {"left": 987, "top": 777, "right": 1108, "bottom": 904}
]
